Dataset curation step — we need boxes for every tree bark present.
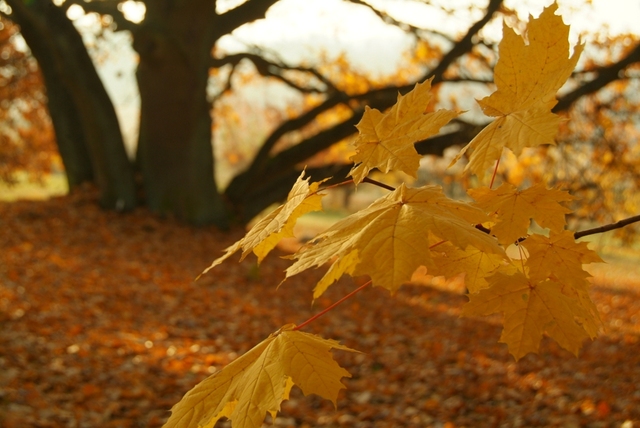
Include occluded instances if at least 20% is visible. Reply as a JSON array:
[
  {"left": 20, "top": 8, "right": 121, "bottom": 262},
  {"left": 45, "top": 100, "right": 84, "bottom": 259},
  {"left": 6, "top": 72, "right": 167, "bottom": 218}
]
[
  {"left": 5, "top": 0, "right": 136, "bottom": 210},
  {"left": 133, "top": 0, "right": 228, "bottom": 226}
]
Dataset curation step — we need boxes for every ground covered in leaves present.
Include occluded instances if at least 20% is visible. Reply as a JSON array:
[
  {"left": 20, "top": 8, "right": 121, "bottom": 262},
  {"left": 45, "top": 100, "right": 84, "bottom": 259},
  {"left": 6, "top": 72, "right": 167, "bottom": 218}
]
[{"left": 1, "top": 189, "right": 639, "bottom": 428}]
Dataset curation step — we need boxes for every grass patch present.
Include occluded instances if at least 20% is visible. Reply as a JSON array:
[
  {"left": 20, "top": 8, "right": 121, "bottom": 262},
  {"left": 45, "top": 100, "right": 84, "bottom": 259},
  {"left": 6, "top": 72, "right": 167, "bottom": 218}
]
[{"left": 0, "top": 172, "right": 68, "bottom": 202}]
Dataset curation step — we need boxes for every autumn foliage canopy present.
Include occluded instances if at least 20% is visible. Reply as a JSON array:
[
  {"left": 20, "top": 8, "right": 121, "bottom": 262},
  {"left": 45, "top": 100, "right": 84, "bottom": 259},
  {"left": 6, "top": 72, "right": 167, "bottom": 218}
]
[{"left": 163, "top": 5, "right": 619, "bottom": 428}]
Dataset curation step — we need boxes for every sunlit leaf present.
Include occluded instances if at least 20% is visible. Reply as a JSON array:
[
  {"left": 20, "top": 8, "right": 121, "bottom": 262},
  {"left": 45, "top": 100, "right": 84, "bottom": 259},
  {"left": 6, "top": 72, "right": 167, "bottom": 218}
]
[
  {"left": 164, "top": 325, "right": 357, "bottom": 428},
  {"left": 201, "top": 171, "right": 326, "bottom": 276},
  {"left": 462, "top": 271, "right": 595, "bottom": 360},
  {"left": 284, "top": 184, "right": 503, "bottom": 296},
  {"left": 450, "top": 4, "right": 584, "bottom": 179},
  {"left": 349, "top": 78, "right": 460, "bottom": 184},
  {"left": 469, "top": 183, "right": 574, "bottom": 245}
]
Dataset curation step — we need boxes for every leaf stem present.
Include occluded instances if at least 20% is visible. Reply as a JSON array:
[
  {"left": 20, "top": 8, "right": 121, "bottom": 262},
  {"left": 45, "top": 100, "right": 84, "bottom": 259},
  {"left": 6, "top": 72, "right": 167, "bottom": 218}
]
[
  {"left": 489, "top": 158, "right": 500, "bottom": 189},
  {"left": 294, "top": 280, "right": 372, "bottom": 331},
  {"left": 363, "top": 177, "right": 396, "bottom": 191},
  {"left": 429, "top": 240, "right": 447, "bottom": 249},
  {"left": 319, "top": 179, "right": 354, "bottom": 192},
  {"left": 574, "top": 214, "right": 640, "bottom": 239}
]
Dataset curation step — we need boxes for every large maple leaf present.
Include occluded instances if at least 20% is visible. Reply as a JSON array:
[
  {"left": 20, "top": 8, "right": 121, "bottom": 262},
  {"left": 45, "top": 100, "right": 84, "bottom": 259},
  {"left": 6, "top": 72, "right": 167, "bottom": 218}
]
[
  {"left": 450, "top": 3, "right": 584, "bottom": 179},
  {"left": 462, "top": 271, "right": 595, "bottom": 360},
  {"left": 349, "top": 78, "right": 460, "bottom": 184},
  {"left": 522, "top": 231, "right": 603, "bottom": 285},
  {"left": 284, "top": 184, "right": 503, "bottom": 295},
  {"left": 429, "top": 242, "right": 507, "bottom": 293},
  {"left": 164, "top": 324, "right": 357, "bottom": 428},
  {"left": 521, "top": 231, "right": 603, "bottom": 335},
  {"left": 468, "top": 183, "right": 574, "bottom": 245},
  {"left": 201, "top": 171, "right": 325, "bottom": 276}
]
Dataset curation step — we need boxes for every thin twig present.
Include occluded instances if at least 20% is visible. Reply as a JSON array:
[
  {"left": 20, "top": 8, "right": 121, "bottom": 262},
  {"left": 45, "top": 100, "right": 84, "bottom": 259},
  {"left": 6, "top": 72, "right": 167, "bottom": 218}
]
[
  {"left": 294, "top": 280, "right": 372, "bottom": 331},
  {"left": 473, "top": 214, "right": 640, "bottom": 241},
  {"left": 362, "top": 177, "right": 396, "bottom": 191},
  {"left": 319, "top": 179, "right": 354, "bottom": 192},
  {"left": 574, "top": 214, "right": 640, "bottom": 239},
  {"left": 430, "top": 240, "right": 447, "bottom": 249}
]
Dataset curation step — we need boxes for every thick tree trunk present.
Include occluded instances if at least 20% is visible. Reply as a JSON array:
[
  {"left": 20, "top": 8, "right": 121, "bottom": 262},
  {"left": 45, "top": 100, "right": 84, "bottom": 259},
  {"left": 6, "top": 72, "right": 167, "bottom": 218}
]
[
  {"left": 133, "top": 0, "right": 228, "bottom": 226},
  {"left": 5, "top": 0, "right": 136, "bottom": 210}
]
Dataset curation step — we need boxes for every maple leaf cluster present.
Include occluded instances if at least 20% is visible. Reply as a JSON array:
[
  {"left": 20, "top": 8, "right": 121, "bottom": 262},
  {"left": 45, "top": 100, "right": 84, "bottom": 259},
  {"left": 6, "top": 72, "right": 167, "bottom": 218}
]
[{"left": 166, "top": 4, "right": 607, "bottom": 427}]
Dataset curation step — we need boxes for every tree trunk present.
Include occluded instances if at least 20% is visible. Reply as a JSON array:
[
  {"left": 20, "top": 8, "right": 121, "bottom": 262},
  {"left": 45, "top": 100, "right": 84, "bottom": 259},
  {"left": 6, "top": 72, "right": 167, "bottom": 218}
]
[
  {"left": 5, "top": 0, "right": 136, "bottom": 210},
  {"left": 133, "top": 0, "right": 228, "bottom": 226}
]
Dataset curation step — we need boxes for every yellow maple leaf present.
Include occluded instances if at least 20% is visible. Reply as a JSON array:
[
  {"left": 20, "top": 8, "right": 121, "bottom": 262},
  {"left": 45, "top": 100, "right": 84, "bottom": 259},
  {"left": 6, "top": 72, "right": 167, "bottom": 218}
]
[
  {"left": 312, "top": 249, "right": 359, "bottom": 300},
  {"left": 521, "top": 231, "right": 603, "bottom": 335},
  {"left": 462, "top": 271, "right": 594, "bottom": 360},
  {"left": 284, "top": 184, "right": 503, "bottom": 296},
  {"left": 430, "top": 242, "right": 507, "bottom": 293},
  {"left": 468, "top": 183, "right": 574, "bottom": 245},
  {"left": 349, "top": 78, "right": 460, "bottom": 184},
  {"left": 201, "top": 171, "right": 326, "bottom": 276},
  {"left": 522, "top": 231, "right": 603, "bottom": 285},
  {"left": 450, "top": 3, "right": 584, "bottom": 179},
  {"left": 164, "top": 324, "right": 357, "bottom": 428}
]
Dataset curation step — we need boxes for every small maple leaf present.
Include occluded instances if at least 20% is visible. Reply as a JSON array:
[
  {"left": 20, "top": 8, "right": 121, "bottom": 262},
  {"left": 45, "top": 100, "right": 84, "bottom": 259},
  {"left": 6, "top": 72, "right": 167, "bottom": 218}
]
[
  {"left": 430, "top": 242, "right": 506, "bottom": 293},
  {"left": 450, "top": 3, "right": 584, "bottom": 179},
  {"left": 468, "top": 183, "right": 574, "bottom": 245},
  {"left": 200, "top": 171, "right": 326, "bottom": 276},
  {"left": 284, "top": 184, "right": 503, "bottom": 296},
  {"left": 462, "top": 271, "right": 595, "bottom": 360},
  {"left": 349, "top": 77, "right": 460, "bottom": 184},
  {"left": 521, "top": 231, "right": 604, "bottom": 335},
  {"left": 522, "top": 231, "right": 603, "bottom": 285},
  {"left": 164, "top": 324, "right": 357, "bottom": 428}
]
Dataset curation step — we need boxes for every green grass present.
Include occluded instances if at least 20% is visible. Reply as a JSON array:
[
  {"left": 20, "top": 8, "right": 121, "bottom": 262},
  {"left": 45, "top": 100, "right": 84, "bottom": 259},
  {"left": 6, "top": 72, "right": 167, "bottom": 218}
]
[{"left": 0, "top": 172, "right": 68, "bottom": 202}]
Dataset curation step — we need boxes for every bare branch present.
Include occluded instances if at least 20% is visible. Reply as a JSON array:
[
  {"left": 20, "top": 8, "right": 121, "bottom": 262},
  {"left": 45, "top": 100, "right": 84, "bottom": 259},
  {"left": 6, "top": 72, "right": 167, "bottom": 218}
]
[
  {"left": 228, "top": 0, "right": 504, "bottom": 199},
  {"left": 211, "top": 52, "right": 338, "bottom": 93},
  {"left": 574, "top": 215, "right": 640, "bottom": 239},
  {"left": 346, "top": 0, "right": 451, "bottom": 41},
  {"left": 213, "top": 0, "right": 278, "bottom": 39},
  {"left": 363, "top": 177, "right": 395, "bottom": 191},
  {"left": 209, "top": 64, "right": 235, "bottom": 103},
  {"left": 554, "top": 42, "right": 640, "bottom": 112},
  {"left": 428, "top": 0, "right": 503, "bottom": 85}
]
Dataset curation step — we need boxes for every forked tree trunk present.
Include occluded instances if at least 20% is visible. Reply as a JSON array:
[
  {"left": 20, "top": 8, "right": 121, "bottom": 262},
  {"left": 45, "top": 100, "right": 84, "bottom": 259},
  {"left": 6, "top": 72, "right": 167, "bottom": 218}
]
[
  {"left": 133, "top": 0, "right": 228, "bottom": 226},
  {"left": 6, "top": 0, "right": 136, "bottom": 210}
]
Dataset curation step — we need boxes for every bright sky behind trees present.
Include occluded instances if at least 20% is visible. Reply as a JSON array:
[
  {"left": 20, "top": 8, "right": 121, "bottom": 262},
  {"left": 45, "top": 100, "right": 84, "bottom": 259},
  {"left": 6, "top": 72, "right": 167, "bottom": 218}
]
[{"left": 57, "top": 0, "right": 640, "bottom": 155}]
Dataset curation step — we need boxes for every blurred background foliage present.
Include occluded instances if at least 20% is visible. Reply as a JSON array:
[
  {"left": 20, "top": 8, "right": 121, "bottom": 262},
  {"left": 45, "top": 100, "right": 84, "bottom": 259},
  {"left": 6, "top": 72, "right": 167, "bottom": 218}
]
[{"left": 0, "top": 0, "right": 638, "bottom": 234}]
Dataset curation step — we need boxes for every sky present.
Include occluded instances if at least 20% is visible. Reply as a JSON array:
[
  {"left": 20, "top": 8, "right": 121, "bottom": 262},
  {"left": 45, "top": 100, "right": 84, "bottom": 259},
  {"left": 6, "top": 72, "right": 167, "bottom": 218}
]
[{"left": 68, "top": 0, "right": 640, "bottom": 153}]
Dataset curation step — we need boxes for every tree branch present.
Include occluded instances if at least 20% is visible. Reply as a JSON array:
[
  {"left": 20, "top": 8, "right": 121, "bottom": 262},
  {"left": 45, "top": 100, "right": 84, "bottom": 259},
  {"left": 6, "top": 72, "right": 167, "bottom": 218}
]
[
  {"left": 228, "top": 0, "right": 504, "bottom": 201},
  {"left": 214, "top": 0, "right": 278, "bottom": 39},
  {"left": 574, "top": 214, "right": 640, "bottom": 239},
  {"left": 211, "top": 52, "right": 337, "bottom": 93},
  {"left": 554, "top": 42, "right": 640, "bottom": 112},
  {"left": 345, "top": 0, "right": 444, "bottom": 40},
  {"left": 427, "top": 0, "right": 503, "bottom": 85}
]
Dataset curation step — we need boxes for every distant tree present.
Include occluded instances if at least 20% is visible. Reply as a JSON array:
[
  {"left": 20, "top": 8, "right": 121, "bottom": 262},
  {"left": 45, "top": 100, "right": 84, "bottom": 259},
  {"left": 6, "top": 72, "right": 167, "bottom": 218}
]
[{"left": 1, "top": 0, "right": 638, "bottom": 226}]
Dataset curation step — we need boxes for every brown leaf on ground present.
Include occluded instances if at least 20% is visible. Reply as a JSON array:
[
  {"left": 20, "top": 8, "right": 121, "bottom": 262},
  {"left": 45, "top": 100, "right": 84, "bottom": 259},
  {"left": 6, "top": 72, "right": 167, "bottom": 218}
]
[{"left": 1, "top": 187, "right": 639, "bottom": 427}]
